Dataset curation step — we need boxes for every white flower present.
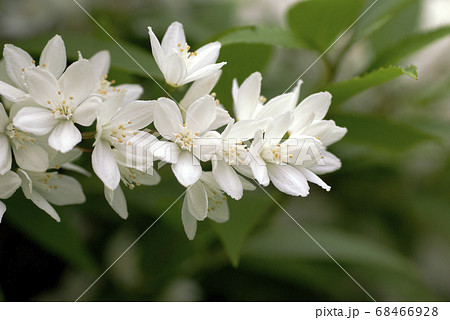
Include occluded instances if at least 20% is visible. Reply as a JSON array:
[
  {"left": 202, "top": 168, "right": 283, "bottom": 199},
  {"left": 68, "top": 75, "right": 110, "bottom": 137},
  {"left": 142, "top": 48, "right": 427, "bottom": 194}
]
[
  {"left": 87, "top": 50, "right": 144, "bottom": 106},
  {"left": 104, "top": 150, "right": 161, "bottom": 219},
  {"left": 247, "top": 112, "right": 332, "bottom": 197},
  {"left": 12, "top": 59, "right": 100, "bottom": 153},
  {"left": 0, "top": 170, "right": 22, "bottom": 222},
  {"left": 17, "top": 169, "right": 86, "bottom": 222},
  {"left": 232, "top": 72, "right": 302, "bottom": 124},
  {"left": 180, "top": 71, "right": 231, "bottom": 131},
  {"left": 92, "top": 91, "right": 157, "bottom": 191},
  {"left": 0, "top": 35, "right": 66, "bottom": 102},
  {"left": 0, "top": 102, "right": 49, "bottom": 173},
  {"left": 153, "top": 96, "right": 221, "bottom": 187},
  {"left": 148, "top": 22, "right": 226, "bottom": 87},
  {"left": 182, "top": 172, "right": 255, "bottom": 240},
  {"left": 289, "top": 91, "right": 347, "bottom": 147}
]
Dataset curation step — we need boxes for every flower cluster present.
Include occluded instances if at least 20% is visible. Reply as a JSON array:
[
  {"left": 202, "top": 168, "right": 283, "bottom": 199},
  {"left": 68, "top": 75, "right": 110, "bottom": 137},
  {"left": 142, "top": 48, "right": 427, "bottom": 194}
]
[{"left": 0, "top": 22, "right": 346, "bottom": 239}]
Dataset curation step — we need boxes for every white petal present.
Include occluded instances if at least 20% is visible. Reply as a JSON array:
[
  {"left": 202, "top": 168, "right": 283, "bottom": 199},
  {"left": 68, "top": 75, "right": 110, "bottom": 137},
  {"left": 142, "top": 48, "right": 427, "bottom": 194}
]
[
  {"left": 61, "top": 163, "right": 91, "bottom": 177},
  {"left": 185, "top": 95, "right": 216, "bottom": 134},
  {"left": 111, "top": 100, "right": 157, "bottom": 130},
  {"left": 181, "top": 196, "right": 197, "bottom": 240},
  {"left": 207, "top": 197, "right": 229, "bottom": 223},
  {"left": 302, "top": 120, "right": 336, "bottom": 141},
  {"left": 105, "top": 185, "right": 128, "bottom": 219},
  {"left": 257, "top": 91, "right": 297, "bottom": 120},
  {"left": 98, "top": 91, "right": 125, "bottom": 125},
  {"left": 154, "top": 98, "right": 182, "bottom": 139},
  {"left": 180, "top": 71, "right": 221, "bottom": 109},
  {"left": 13, "top": 140, "right": 49, "bottom": 172},
  {"left": 212, "top": 159, "right": 243, "bottom": 200},
  {"left": 0, "top": 103, "right": 9, "bottom": 129},
  {"left": 148, "top": 26, "right": 165, "bottom": 71},
  {"left": 37, "top": 173, "right": 86, "bottom": 206},
  {"left": 0, "top": 81, "right": 26, "bottom": 102},
  {"left": 92, "top": 140, "right": 121, "bottom": 190},
  {"left": 89, "top": 50, "right": 110, "bottom": 81},
  {"left": 298, "top": 168, "right": 331, "bottom": 191},
  {"left": 267, "top": 164, "right": 309, "bottom": 197},
  {"left": 25, "top": 68, "right": 61, "bottom": 107},
  {"left": 161, "top": 22, "right": 186, "bottom": 55},
  {"left": 30, "top": 191, "right": 61, "bottom": 222},
  {"left": 13, "top": 107, "right": 57, "bottom": 136},
  {"left": 208, "top": 106, "right": 231, "bottom": 131},
  {"left": 3, "top": 44, "right": 33, "bottom": 91},
  {"left": 59, "top": 59, "right": 95, "bottom": 107},
  {"left": 172, "top": 151, "right": 201, "bottom": 187},
  {"left": 48, "top": 121, "right": 81, "bottom": 153},
  {"left": 186, "top": 42, "right": 221, "bottom": 75},
  {"left": 116, "top": 84, "right": 144, "bottom": 105},
  {"left": 297, "top": 92, "right": 332, "bottom": 121},
  {"left": 0, "top": 135, "right": 12, "bottom": 174},
  {"left": 72, "top": 96, "right": 102, "bottom": 126},
  {"left": 0, "top": 170, "right": 21, "bottom": 199},
  {"left": 239, "top": 176, "right": 256, "bottom": 191},
  {"left": 227, "top": 119, "right": 267, "bottom": 140},
  {"left": 321, "top": 126, "right": 347, "bottom": 146},
  {"left": 40, "top": 35, "right": 66, "bottom": 79},
  {"left": 135, "top": 170, "right": 161, "bottom": 186},
  {"left": 186, "top": 180, "right": 208, "bottom": 220},
  {"left": 0, "top": 200, "right": 5, "bottom": 222},
  {"left": 182, "top": 62, "right": 226, "bottom": 85},
  {"left": 264, "top": 112, "right": 293, "bottom": 142},
  {"left": 162, "top": 50, "right": 187, "bottom": 86},
  {"left": 233, "top": 72, "right": 262, "bottom": 121},
  {"left": 17, "top": 169, "right": 32, "bottom": 199},
  {"left": 308, "top": 150, "right": 342, "bottom": 174}
]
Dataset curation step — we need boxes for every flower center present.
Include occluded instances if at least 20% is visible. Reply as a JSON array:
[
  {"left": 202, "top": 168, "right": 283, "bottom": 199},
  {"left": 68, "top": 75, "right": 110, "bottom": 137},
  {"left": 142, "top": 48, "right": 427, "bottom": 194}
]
[
  {"left": 222, "top": 140, "right": 247, "bottom": 166},
  {"left": 5, "top": 123, "right": 35, "bottom": 149},
  {"left": 174, "top": 124, "right": 198, "bottom": 151},
  {"left": 261, "top": 144, "right": 293, "bottom": 165},
  {"left": 97, "top": 75, "right": 118, "bottom": 96},
  {"left": 177, "top": 43, "right": 198, "bottom": 62}
]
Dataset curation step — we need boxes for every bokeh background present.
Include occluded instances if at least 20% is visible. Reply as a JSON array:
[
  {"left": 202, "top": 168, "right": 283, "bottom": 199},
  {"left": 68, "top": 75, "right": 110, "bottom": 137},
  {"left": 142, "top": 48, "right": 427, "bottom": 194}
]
[{"left": 0, "top": 0, "right": 449, "bottom": 301}]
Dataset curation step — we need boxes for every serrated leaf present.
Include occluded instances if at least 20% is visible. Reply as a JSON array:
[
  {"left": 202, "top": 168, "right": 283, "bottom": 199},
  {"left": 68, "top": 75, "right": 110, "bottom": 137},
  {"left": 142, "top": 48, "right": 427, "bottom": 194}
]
[
  {"left": 333, "top": 113, "right": 437, "bottom": 151},
  {"left": 287, "top": 0, "right": 364, "bottom": 52},
  {"left": 5, "top": 195, "right": 98, "bottom": 275},
  {"left": 217, "top": 26, "right": 309, "bottom": 49},
  {"left": 212, "top": 190, "right": 274, "bottom": 267},
  {"left": 368, "top": 26, "right": 450, "bottom": 70},
  {"left": 325, "top": 65, "right": 418, "bottom": 105}
]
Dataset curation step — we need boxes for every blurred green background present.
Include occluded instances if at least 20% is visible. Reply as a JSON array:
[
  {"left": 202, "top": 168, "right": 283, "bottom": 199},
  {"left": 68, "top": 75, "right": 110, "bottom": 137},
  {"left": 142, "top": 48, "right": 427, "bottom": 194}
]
[{"left": 0, "top": 0, "right": 449, "bottom": 301}]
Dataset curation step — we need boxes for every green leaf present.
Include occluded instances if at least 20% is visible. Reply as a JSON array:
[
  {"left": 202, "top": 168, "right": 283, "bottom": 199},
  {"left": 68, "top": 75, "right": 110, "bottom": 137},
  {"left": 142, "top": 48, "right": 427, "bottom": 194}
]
[
  {"left": 354, "top": 0, "right": 420, "bottom": 40},
  {"left": 214, "top": 43, "right": 273, "bottom": 110},
  {"left": 16, "top": 32, "right": 161, "bottom": 79},
  {"left": 333, "top": 113, "right": 437, "bottom": 151},
  {"left": 241, "top": 225, "right": 436, "bottom": 300},
  {"left": 369, "top": 26, "right": 450, "bottom": 70},
  {"left": 368, "top": 0, "right": 421, "bottom": 55},
  {"left": 212, "top": 189, "right": 274, "bottom": 267},
  {"left": 5, "top": 195, "right": 98, "bottom": 275},
  {"left": 325, "top": 65, "right": 418, "bottom": 105},
  {"left": 287, "top": 0, "right": 364, "bottom": 52},
  {"left": 217, "top": 26, "right": 309, "bottom": 49}
]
